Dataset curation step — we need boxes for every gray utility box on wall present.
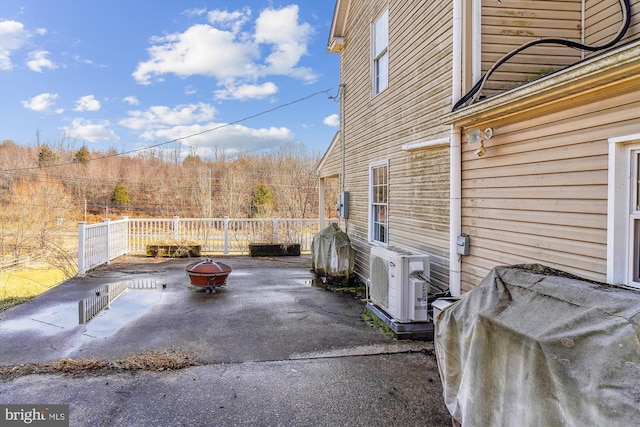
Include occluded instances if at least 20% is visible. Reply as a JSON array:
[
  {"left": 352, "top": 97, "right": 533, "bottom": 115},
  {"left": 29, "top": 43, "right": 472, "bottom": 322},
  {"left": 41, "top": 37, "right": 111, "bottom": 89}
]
[{"left": 337, "top": 191, "right": 349, "bottom": 218}]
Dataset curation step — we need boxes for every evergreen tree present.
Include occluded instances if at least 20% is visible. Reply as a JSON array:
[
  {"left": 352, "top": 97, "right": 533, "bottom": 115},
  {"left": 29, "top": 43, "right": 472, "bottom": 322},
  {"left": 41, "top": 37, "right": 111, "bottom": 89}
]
[
  {"left": 74, "top": 145, "right": 90, "bottom": 166},
  {"left": 111, "top": 183, "right": 131, "bottom": 208},
  {"left": 249, "top": 183, "right": 274, "bottom": 218},
  {"left": 38, "top": 146, "right": 58, "bottom": 168}
]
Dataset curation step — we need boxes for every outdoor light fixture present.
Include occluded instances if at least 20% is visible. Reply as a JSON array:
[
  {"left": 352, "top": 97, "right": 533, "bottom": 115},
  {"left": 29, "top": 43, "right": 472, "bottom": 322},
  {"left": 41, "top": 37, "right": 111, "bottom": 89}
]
[
  {"left": 466, "top": 128, "right": 482, "bottom": 145},
  {"left": 465, "top": 127, "right": 493, "bottom": 157}
]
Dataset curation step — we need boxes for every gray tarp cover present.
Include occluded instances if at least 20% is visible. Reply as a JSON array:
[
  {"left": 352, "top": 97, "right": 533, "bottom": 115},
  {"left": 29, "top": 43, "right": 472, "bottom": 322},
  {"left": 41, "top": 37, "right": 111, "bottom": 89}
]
[
  {"left": 311, "top": 223, "right": 354, "bottom": 278},
  {"left": 434, "top": 265, "right": 640, "bottom": 427}
]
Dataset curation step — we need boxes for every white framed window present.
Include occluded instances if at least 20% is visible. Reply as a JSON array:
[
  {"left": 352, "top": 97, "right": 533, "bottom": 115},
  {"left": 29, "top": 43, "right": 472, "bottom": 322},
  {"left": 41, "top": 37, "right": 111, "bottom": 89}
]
[
  {"left": 369, "top": 160, "right": 389, "bottom": 244},
  {"left": 631, "top": 148, "right": 640, "bottom": 285},
  {"left": 372, "top": 8, "right": 388, "bottom": 95},
  {"left": 607, "top": 134, "right": 640, "bottom": 289}
]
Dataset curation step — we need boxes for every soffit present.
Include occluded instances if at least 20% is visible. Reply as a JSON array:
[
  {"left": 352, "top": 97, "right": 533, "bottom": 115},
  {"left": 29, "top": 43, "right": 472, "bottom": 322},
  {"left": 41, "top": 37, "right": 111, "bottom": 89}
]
[{"left": 328, "top": 0, "right": 350, "bottom": 52}]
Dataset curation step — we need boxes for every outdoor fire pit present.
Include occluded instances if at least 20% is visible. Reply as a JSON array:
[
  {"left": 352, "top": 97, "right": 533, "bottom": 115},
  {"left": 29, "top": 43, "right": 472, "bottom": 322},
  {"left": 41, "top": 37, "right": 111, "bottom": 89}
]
[{"left": 185, "top": 258, "right": 232, "bottom": 293}]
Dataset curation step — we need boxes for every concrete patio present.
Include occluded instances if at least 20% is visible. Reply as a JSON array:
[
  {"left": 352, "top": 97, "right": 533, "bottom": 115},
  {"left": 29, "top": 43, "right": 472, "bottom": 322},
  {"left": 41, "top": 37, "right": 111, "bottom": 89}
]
[{"left": 0, "top": 255, "right": 451, "bottom": 426}]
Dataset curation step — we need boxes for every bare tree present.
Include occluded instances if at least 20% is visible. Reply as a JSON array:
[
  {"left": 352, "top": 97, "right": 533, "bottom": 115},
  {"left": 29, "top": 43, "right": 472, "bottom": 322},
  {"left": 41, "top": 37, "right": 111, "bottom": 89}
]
[
  {"left": 216, "top": 165, "right": 251, "bottom": 217},
  {"left": 270, "top": 142, "right": 320, "bottom": 218},
  {"left": 0, "top": 171, "right": 76, "bottom": 277}
]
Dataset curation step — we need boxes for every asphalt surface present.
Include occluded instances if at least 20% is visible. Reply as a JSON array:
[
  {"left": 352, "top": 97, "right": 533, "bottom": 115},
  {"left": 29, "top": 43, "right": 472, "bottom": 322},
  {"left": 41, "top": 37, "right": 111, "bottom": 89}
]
[{"left": 0, "top": 255, "right": 452, "bottom": 426}]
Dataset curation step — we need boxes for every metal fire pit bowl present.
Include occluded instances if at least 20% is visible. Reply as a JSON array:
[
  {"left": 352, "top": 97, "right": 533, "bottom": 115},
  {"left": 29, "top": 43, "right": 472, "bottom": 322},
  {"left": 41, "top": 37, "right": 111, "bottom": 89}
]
[{"left": 185, "top": 258, "right": 232, "bottom": 294}]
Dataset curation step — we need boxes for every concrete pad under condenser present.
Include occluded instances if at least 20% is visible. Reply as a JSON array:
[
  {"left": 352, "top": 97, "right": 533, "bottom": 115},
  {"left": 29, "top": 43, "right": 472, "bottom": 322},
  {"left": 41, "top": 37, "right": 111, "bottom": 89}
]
[{"left": 366, "top": 302, "right": 434, "bottom": 340}]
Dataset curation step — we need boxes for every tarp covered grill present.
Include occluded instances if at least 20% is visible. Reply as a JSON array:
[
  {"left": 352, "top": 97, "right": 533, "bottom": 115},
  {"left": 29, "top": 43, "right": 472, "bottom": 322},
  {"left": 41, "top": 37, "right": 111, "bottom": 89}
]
[
  {"left": 435, "top": 264, "right": 640, "bottom": 426},
  {"left": 311, "top": 223, "right": 354, "bottom": 279}
]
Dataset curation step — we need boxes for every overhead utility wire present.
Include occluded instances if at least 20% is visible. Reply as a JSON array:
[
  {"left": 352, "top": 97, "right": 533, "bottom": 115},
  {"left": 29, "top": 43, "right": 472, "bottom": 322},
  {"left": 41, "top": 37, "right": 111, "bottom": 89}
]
[
  {"left": 1, "top": 88, "right": 335, "bottom": 173},
  {"left": 453, "top": 0, "right": 631, "bottom": 110}
]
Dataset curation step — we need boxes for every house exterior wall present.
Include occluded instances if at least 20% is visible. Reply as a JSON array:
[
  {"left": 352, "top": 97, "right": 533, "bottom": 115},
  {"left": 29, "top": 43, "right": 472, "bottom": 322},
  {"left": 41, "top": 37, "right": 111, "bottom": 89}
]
[
  {"left": 458, "top": 71, "right": 640, "bottom": 291},
  {"left": 325, "top": 0, "right": 639, "bottom": 294},
  {"left": 326, "top": 0, "right": 454, "bottom": 287},
  {"left": 317, "top": 131, "right": 343, "bottom": 180},
  {"left": 317, "top": 132, "right": 343, "bottom": 228},
  {"left": 585, "top": 0, "right": 640, "bottom": 48},
  {"left": 479, "top": 0, "right": 640, "bottom": 96},
  {"left": 481, "top": 0, "right": 582, "bottom": 96}
]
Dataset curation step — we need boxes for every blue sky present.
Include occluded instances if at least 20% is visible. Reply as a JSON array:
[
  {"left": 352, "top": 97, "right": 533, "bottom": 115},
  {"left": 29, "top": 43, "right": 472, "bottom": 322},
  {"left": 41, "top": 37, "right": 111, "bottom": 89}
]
[{"left": 0, "top": 1, "right": 341, "bottom": 159}]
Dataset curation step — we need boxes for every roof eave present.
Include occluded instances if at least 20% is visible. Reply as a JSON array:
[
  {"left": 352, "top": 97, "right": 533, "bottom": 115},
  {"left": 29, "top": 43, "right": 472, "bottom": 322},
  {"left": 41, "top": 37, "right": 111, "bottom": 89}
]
[
  {"left": 328, "top": 0, "right": 349, "bottom": 53},
  {"left": 445, "top": 40, "right": 640, "bottom": 128}
]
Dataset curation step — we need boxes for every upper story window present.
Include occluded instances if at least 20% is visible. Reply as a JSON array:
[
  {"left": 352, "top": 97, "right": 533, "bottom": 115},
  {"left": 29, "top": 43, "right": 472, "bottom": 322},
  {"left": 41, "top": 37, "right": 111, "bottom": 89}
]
[
  {"left": 369, "top": 160, "right": 389, "bottom": 244},
  {"left": 372, "top": 9, "right": 388, "bottom": 95}
]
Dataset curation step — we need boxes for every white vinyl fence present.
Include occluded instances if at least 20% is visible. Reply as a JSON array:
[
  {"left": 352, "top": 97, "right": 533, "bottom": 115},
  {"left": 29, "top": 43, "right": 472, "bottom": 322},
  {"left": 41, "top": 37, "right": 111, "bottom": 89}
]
[{"left": 78, "top": 216, "right": 320, "bottom": 276}]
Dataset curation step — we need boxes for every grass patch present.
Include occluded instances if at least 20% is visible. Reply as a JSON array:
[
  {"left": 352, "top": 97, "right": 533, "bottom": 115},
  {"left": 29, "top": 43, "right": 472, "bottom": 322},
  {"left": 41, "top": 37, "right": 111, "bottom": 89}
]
[
  {"left": 362, "top": 307, "right": 396, "bottom": 339},
  {"left": 0, "top": 349, "right": 199, "bottom": 380},
  {"left": 0, "top": 267, "right": 71, "bottom": 311}
]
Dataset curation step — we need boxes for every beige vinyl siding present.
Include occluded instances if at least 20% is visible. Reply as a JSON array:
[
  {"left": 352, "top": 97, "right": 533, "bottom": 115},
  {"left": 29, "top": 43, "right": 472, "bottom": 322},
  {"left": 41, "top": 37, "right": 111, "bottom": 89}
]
[
  {"left": 318, "top": 132, "right": 343, "bottom": 180},
  {"left": 330, "top": 0, "right": 453, "bottom": 286},
  {"left": 317, "top": 132, "right": 343, "bottom": 225},
  {"left": 585, "top": 0, "right": 640, "bottom": 49},
  {"left": 459, "top": 89, "right": 640, "bottom": 291},
  {"left": 480, "top": 0, "right": 582, "bottom": 97}
]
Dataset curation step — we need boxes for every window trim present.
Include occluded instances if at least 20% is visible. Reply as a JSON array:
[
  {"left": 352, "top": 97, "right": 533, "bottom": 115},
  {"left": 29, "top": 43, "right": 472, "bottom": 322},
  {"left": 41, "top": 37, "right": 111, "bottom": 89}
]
[
  {"left": 607, "top": 133, "right": 640, "bottom": 289},
  {"left": 371, "top": 8, "right": 388, "bottom": 96},
  {"left": 630, "top": 149, "right": 640, "bottom": 285},
  {"left": 369, "top": 159, "right": 389, "bottom": 245}
]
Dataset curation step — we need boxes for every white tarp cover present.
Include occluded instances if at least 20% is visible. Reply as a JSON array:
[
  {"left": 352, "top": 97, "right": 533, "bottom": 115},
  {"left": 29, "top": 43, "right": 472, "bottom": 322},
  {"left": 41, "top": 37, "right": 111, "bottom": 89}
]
[
  {"left": 435, "top": 264, "right": 640, "bottom": 427},
  {"left": 311, "top": 223, "right": 354, "bottom": 278}
]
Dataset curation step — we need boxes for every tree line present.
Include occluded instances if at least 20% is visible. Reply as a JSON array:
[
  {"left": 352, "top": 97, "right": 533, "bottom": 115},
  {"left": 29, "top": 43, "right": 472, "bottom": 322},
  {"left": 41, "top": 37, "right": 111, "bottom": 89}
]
[{"left": 0, "top": 137, "right": 338, "bottom": 263}]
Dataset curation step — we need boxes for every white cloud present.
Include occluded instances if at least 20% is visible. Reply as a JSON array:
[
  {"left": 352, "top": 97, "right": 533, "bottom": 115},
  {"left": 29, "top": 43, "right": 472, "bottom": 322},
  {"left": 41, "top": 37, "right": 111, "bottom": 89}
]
[
  {"left": 254, "top": 5, "right": 316, "bottom": 82},
  {"left": 132, "top": 23, "right": 258, "bottom": 85},
  {"left": 22, "top": 92, "right": 59, "bottom": 112},
  {"left": 207, "top": 7, "right": 251, "bottom": 34},
  {"left": 0, "top": 20, "right": 30, "bottom": 70},
  {"left": 123, "top": 96, "right": 139, "bottom": 105},
  {"left": 324, "top": 114, "right": 340, "bottom": 127},
  {"left": 63, "top": 118, "right": 119, "bottom": 142},
  {"left": 73, "top": 54, "right": 91, "bottom": 65},
  {"left": 139, "top": 122, "right": 295, "bottom": 154},
  {"left": 74, "top": 95, "right": 101, "bottom": 112},
  {"left": 214, "top": 82, "right": 278, "bottom": 101},
  {"left": 132, "top": 5, "right": 317, "bottom": 97},
  {"left": 183, "top": 7, "right": 207, "bottom": 17},
  {"left": 119, "top": 102, "right": 216, "bottom": 130},
  {"left": 26, "top": 50, "right": 57, "bottom": 72}
]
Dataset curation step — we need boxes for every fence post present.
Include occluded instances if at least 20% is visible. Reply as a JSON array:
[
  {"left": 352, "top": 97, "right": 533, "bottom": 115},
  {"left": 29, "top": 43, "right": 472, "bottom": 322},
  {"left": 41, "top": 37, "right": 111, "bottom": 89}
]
[
  {"left": 79, "top": 299, "right": 85, "bottom": 324},
  {"left": 223, "top": 217, "right": 229, "bottom": 255},
  {"left": 273, "top": 216, "right": 278, "bottom": 243},
  {"left": 173, "top": 216, "right": 180, "bottom": 241},
  {"left": 123, "top": 216, "right": 130, "bottom": 253},
  {"left": 104, "top": 218, "right": 111, "bottom": 263},
  {"left": 78, "top": 222, "right": 86, "bottom": 277}
]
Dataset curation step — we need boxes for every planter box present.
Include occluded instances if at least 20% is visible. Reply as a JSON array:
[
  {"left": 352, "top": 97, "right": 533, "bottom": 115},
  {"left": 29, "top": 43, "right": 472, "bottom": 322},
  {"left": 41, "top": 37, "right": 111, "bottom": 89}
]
[
  {"left": 248, "top": 243, "right": 301, "bottom": 257},
  {"left": 146, "top": 244, "right": 201, "bottom": 258}
]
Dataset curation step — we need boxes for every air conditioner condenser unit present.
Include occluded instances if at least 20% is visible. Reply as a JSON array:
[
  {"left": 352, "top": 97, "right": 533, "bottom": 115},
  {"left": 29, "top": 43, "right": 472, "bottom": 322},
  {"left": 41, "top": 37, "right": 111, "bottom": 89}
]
[{"left": 369, "top": 246, "right": 430, "bottom": 323}]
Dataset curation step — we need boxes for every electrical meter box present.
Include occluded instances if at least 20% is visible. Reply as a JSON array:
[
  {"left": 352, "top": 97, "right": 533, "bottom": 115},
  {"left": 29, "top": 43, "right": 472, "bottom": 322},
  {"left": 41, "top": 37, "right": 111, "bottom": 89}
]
[
  {"left": 337, "top": 191, "right": 349, "bottom": 218},
  {"left": 457, "top": 235, "right": 470, "bottom": 255}
]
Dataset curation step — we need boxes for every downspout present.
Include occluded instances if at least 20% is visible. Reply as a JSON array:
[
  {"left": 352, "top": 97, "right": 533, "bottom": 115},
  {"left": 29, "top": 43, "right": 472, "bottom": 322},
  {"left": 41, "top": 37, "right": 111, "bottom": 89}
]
[
  {"left": 449, "top": 0, "right": 463, "bottom": 297},
  {"left": 340, "top": 83, "right": 346, "bottom": 194},
  {"left": 340, "top": 83, "right": 348, "bottom": 233}
]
